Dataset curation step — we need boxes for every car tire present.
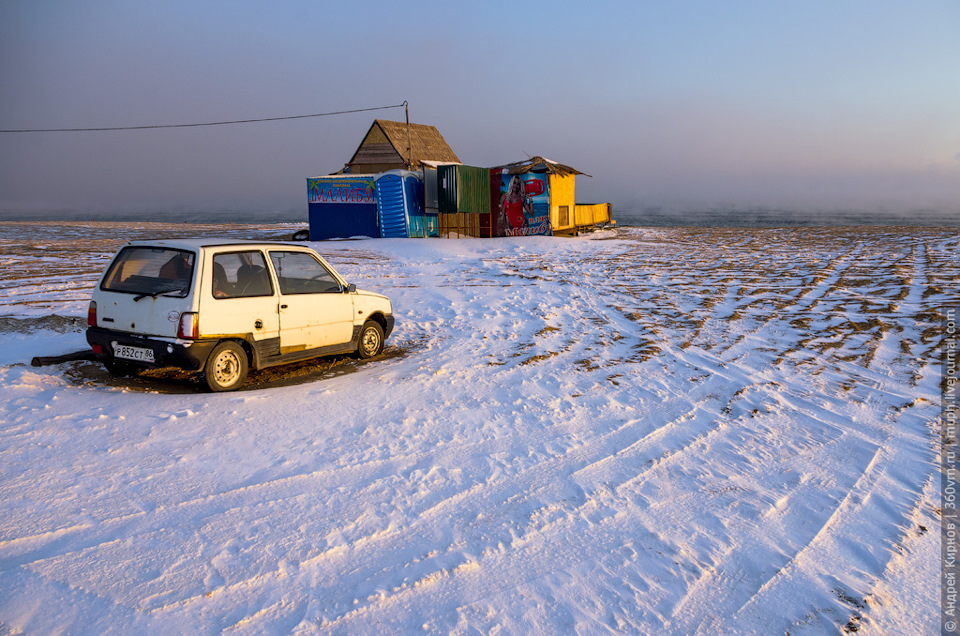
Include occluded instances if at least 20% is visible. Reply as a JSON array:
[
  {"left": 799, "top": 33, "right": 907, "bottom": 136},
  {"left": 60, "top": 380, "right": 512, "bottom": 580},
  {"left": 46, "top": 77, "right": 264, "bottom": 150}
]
[
  {"left": 203, "top": 341, "right": 248, "bottom": 392},
  {"left": 292, "top": 229, "right": 309, "bottom": 241},
  {"left": 357, "top": 320, "right": 384, "bottom": 359}
]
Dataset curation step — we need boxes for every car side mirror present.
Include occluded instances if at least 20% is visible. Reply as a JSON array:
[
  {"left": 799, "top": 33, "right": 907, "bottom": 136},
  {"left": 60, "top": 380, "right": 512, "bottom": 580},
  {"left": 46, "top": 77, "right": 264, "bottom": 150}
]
[{"left": 346, "top": 284, "right": 356, "bottom": 293}]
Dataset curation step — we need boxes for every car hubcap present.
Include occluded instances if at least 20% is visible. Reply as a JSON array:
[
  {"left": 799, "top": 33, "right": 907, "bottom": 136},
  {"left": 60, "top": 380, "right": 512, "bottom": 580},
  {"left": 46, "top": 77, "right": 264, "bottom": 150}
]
[
  {"left": 214, "top": 351, "right": 240, "bottom": 385},
  {"left": 362, "top": 328, "right": 380, "bottom": 356}
]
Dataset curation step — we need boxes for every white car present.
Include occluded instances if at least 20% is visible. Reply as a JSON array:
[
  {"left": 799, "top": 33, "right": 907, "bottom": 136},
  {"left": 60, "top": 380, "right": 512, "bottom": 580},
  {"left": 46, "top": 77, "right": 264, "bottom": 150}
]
[{"left": 86, "top": 239, "right": 394, "bottom": 391}]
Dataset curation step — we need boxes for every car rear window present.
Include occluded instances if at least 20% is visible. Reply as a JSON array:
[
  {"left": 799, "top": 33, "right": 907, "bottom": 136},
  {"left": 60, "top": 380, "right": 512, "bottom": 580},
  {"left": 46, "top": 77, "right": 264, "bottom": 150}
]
[{"left": 101, "top": 246, "right": 195, "bottom": 297}]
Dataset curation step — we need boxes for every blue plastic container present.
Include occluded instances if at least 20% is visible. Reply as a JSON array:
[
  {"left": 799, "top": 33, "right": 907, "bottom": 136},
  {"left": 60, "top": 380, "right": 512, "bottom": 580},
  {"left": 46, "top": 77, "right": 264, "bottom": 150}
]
[{"left": 375, "top": 170, "right": 425, "bottom": 238}]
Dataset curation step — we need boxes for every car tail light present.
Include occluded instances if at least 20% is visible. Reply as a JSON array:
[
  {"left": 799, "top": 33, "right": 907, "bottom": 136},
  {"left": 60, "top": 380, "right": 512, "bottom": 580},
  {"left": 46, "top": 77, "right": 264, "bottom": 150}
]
[
  {"left": 87, "top": 301, "right": 97, "bottom": 327},
  {"left": 177, "top": 312, "right": 199, "bottom": 339},
  {"left": 91, "top": 344, "right": 104, "bottom": 354}
]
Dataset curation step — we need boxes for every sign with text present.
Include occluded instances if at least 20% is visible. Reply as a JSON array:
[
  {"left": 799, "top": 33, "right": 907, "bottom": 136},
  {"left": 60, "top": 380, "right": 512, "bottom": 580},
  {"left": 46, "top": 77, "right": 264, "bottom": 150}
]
[{"left": 307, "top": 177, "right": 376, "bottom": 205}]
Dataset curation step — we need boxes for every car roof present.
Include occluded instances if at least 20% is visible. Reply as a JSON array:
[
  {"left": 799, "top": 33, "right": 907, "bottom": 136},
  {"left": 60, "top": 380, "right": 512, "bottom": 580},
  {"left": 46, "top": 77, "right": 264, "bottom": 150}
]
[{"left": 121, "top": 238, "right": 311, "bottom": 251}]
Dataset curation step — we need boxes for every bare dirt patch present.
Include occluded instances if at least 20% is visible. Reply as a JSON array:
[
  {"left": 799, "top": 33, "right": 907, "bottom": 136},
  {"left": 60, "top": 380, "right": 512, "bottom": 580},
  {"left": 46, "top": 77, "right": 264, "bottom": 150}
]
[
  {"left": 58, "top": 345, "right": 411, "bottom": 393},
  {"left": 0, "top": 314, "right": 85, "bottom": 333}
]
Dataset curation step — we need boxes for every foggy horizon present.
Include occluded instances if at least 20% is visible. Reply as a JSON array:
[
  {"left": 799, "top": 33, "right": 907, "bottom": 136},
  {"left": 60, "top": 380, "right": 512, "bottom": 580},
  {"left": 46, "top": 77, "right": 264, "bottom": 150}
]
[{"left": 2, "top": 1, "right": 958, "bottom": 223}]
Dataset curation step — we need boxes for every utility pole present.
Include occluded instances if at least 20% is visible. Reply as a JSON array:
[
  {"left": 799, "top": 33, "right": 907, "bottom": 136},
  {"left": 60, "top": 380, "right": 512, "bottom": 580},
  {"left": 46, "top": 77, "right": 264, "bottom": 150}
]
[{"left": 404, "top": 101, "right": 412, "bottom": 168}]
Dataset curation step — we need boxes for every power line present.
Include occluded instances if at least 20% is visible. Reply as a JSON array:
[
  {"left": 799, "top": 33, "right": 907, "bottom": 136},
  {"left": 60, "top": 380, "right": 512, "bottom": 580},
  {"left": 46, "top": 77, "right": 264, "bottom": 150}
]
[{"left": 0, "top": 102, "right": 407, "bottom": 133}]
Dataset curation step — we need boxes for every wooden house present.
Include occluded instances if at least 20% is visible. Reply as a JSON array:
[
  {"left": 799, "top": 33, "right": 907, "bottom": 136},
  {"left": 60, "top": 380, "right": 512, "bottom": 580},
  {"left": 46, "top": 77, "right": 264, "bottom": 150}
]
[{"left": 343, "top": 120, "right": 460, "bottom": 174}]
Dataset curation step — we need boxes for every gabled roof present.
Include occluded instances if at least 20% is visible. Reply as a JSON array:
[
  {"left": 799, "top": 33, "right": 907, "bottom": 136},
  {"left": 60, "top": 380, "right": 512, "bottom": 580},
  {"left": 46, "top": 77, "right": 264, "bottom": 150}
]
[
  {"left": 494, "top": 156, "right": 590, "bottom": 178},
  {"left": 347, "top": 119, "right": 460, "bottom": 169}
]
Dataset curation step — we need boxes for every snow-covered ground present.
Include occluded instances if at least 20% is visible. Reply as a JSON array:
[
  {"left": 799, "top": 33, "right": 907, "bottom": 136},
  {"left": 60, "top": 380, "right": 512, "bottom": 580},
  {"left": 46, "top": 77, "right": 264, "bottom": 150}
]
[{"left": 0, "top": 221, "right": 953, "bottom": 634}]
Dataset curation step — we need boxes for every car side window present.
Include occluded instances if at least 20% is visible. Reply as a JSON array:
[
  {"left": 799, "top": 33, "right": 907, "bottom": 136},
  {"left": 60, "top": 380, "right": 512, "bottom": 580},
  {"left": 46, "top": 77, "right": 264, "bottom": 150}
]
[
  {"left": 211, "top": 251, "right": 273, "bottom": 298},
  {"left": 269, "top": 251, "right": 342, "bottom": 295}
]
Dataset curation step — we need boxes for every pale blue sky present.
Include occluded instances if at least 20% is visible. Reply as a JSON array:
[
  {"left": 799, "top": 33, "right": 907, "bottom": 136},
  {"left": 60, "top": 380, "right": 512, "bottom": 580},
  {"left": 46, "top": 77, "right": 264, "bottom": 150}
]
[{"left": 2, "top": 0, "right": 958, "bottom": 217}]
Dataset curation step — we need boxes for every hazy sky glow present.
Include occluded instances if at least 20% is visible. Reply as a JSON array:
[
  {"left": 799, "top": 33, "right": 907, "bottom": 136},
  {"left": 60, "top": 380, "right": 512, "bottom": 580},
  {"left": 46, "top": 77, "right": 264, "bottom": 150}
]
[{"left": 2, "top": 0, "right": 958, "bottom": 219}]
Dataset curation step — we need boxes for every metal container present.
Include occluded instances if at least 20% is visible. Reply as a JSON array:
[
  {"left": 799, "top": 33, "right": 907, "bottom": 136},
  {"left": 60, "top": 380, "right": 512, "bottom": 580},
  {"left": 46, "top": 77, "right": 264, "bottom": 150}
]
[
  {"left": 307, "top": 175, "right": 379, "bottom": 240},
  {"left": 437, "top": 165, "right": 490, "bottom": 214},
  {"left": 456, "top": 166, "right": 490, "bottom": 214},
  {"left": 437, "top": 164, "right": 458, "bottom": 214}
]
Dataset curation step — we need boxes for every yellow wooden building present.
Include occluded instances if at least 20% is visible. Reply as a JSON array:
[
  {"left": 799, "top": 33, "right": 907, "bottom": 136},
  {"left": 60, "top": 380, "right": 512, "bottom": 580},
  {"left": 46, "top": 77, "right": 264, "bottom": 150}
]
[{"left": 494, "top": 157, "right": 612, "bottom": 236}]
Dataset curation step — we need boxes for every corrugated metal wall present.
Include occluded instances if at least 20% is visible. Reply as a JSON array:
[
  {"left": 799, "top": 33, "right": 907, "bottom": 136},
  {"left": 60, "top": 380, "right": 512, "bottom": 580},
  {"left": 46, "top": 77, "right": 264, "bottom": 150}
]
[
  {"left": 455, "top": 166, "right": 490, "bottom": 214},
  {"left": 436, "top": 165, "right": 491, "bottom": 238},
  {"left": 437, "top": 164, "right": 491, "bottom": 213},
  {"left": 438, "top": 164, "right": 458, "bottom": 214}
]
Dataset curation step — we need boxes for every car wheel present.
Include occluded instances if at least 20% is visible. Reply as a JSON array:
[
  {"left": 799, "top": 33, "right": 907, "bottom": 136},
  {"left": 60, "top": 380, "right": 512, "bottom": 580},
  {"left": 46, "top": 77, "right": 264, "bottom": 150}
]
[
  {"left": 357, "top": 320, "right": 384, "bottom": 359},
  {"left": 203, "top": 341, "right": 248, "bottom": 392}
]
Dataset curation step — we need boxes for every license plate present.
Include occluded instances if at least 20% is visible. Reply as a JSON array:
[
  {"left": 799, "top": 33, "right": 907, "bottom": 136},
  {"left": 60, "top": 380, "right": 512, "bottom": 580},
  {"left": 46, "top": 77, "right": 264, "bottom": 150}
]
[{"left": 113, "top": 343, "right": 155, "bottom": 363}]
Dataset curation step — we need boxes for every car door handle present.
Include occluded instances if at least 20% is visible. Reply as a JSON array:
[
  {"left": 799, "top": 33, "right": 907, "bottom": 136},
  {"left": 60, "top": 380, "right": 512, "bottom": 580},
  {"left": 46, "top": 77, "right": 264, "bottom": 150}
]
[{"left": 280, "top": 304, "right": 288, "bottom": 309}]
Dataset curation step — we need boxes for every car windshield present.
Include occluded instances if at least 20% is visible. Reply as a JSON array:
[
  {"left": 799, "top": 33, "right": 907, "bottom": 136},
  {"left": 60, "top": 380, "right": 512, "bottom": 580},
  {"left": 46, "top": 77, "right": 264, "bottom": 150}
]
[{"left": 101, "top": 246, "right": 195, "bottom": 297}]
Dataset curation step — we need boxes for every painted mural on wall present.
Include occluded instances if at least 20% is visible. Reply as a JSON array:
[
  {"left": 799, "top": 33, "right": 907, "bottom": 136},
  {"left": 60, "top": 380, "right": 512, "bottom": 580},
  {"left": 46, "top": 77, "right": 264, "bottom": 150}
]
[
  {"left": 491, "top": 171, "right": 552, "bottom": 237},
  {"left": 307, "top": 177, "right": 376, "bottom": 204}
]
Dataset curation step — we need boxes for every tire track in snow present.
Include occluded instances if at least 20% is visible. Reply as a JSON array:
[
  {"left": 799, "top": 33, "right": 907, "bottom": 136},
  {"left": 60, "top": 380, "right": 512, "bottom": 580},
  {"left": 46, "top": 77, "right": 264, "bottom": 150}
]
[
  {"left": 150, "top": 373, "right": 736, "bottom": 626},
  {"left": 280, "top": 372, "right": 769, "bottom": 628},
  {"left": 795, "top": 246, "right": 862, "bottom": 309},
  {"left": 663, "top": 390, "right": 935, "bottom": 633}
]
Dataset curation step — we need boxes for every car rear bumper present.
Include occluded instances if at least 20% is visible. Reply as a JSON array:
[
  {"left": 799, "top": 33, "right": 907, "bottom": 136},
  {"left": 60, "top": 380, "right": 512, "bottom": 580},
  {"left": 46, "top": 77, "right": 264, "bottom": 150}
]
[{"left": 86, "top": 327, "right": 218, "bottom": 372}]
